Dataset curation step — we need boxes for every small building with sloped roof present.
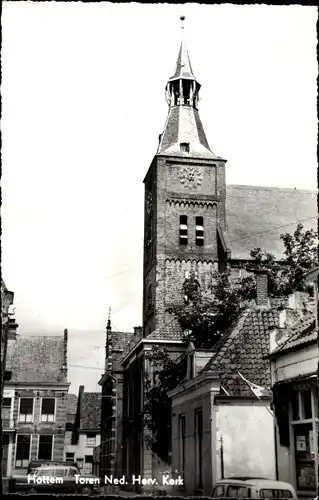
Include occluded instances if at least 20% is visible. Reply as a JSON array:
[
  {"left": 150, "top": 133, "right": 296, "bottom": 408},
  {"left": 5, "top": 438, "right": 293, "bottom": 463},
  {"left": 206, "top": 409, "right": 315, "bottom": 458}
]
[
  {"left": 3, "top": 330, "right": 70, "bottom": 477},
  {"left": 64, "top": 385, "right": 102, "bottom": 475},
  {"left": 266, "top": 275, "right": 318, "bottom": 497},
  {"left": 168, "top": 272, "right": 317, "bottom": 496}
]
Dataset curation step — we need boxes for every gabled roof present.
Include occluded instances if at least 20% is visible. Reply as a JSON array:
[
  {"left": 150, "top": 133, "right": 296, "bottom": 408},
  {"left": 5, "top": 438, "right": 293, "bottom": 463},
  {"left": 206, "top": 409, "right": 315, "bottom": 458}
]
[
  {"left": 6, "top": 335, "right": 67, "bottom": 384},
  {"left": 269, "top": 310, "right": 316, "bottom": 356},
  {"left": 226, "top": 185, "right": 317, "bottom": 260},
  {"left": 79, "top": 392, "right": 101, "bottom": 431},
  {"left": 109, "top": 331, "right": 135, "bottom": 351},
  {"left": 201, "top": 308, "right": 280, "bottom": 396}
]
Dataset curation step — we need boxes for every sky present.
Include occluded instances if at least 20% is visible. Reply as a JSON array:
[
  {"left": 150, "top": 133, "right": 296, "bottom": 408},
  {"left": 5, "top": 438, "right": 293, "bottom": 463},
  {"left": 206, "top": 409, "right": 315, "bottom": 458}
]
[{"left": 2, "top": 3, "right": 318, "bottom": 394}]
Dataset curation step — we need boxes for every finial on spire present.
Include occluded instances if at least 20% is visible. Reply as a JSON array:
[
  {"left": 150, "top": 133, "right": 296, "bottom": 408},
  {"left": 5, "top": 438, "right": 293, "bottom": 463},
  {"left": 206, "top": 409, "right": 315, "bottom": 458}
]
[
  {"left": 107, "top": 307, "right": 111, "bottom": 331},
  {"left": 180, "top": 15, "right": 185, "bottom": 30}
]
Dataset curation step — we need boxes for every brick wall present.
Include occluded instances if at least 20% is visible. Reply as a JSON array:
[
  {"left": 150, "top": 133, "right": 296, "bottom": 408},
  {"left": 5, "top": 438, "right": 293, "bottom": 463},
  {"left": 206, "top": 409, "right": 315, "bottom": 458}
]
[
  {"left": 10, "top": 387, "right": 68, "bottom": 474},
  {"left": 143, "top": 155, "right": 226, "bottom": 337}
]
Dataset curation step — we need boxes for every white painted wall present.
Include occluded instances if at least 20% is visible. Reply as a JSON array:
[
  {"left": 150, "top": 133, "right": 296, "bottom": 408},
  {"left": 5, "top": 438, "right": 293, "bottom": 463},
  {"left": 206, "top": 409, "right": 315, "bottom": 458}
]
[{"left": 214, "top": 402, "right": 276, "bottom": 482}]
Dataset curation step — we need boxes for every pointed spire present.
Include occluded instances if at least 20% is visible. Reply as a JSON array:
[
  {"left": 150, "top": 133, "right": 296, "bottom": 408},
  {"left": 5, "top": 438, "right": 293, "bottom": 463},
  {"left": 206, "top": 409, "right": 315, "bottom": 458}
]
[
  {"left": 158, "top": 16, "right": 223, "bottom": 160},
  {"left": 169, "top": 16, "right": 197, "bottom": 83},
  {"left": 107, "top": 306, "right": 111, "bottom": 332}
]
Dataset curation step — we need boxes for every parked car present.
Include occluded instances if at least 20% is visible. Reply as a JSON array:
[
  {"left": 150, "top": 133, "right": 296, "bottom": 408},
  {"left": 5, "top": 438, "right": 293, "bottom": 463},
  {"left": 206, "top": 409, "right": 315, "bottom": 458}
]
[
  {"left": 211, "top": 477, "right": 298, "bottom": 498},
  {"left": 9, "top": 460, "right": 100, "bottom": 494}
]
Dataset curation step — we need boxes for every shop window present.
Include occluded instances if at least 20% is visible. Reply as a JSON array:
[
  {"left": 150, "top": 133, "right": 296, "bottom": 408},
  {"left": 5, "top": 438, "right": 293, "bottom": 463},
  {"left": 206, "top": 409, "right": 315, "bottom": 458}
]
[
  {"left": 19, "top": 398, "right": 33, "bottom": 422},
  {"left": 15, "top": 435, "right": 31, "bottom": 468},
  {"left": 292, "top": 389, "right": 313, "bottom": 421},
  {"left": 38, "top": 435, "right": 53, "bottom": 460},
  {"left": 41, "top": 398, "right": 55, "bottom": 422}
]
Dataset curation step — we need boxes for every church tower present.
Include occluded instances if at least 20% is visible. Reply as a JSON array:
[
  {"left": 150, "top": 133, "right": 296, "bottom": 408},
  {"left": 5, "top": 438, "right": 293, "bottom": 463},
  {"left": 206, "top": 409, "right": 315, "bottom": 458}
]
[{"left": 143, "top": 19, "right": 229, "bottom": 338}]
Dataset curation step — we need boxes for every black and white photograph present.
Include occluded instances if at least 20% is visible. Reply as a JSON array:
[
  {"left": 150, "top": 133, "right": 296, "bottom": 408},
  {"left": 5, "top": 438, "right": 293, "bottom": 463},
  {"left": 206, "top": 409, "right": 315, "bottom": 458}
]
[{"left": 1, "top": 2, "right": 318, "bottom": 498}]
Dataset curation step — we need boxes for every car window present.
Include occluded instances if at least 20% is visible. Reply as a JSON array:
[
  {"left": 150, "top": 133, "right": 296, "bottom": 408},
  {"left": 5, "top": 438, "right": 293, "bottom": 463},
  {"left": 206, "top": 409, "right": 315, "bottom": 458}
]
[
  {"left": 227, "top": 486, "right": 250, "bottom": 498},
  {"left": 260, "top": 489, "right": 293, "bottom": 498},
  {"left": 212, "top": 485, "right": 225, "bottom": 497},
  {"left": 67, "top": 468, "right": 78, "bottom": 477},
  {"left": 36, "top": 468, "right": 55, "bottom": 477},
  {"left": 54, "top": 468, "right": 69, "bottom": 477}
]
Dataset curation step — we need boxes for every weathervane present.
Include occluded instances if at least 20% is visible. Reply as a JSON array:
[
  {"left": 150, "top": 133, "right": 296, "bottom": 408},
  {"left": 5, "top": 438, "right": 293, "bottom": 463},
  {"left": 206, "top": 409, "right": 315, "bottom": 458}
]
[{"left": 180, "top": 15, "right": 185, "bottom": 30}]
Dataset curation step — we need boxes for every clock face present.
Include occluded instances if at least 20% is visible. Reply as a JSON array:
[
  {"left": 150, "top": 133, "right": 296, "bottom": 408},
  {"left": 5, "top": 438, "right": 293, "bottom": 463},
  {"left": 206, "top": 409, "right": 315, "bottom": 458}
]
[
  {"left": 179, "top": 166, "right": 203, "bottom": 189},
  {"left": 146, "top": 192, "right": 153, "bottom": 214}
]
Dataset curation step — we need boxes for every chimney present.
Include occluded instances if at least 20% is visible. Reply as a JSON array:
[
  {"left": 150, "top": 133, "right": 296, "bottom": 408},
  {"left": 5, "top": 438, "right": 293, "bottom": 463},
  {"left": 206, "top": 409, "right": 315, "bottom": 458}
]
[
  {"left": 255, "top": 270, "right": 269, "bottom": 307},
  {"left": 134, "top": 326, "right": 142, "bottom": 336}
]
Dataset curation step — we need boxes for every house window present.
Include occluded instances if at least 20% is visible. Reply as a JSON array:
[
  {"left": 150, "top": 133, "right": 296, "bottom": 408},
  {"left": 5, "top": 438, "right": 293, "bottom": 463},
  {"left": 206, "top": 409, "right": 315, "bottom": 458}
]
[
  {"left": 179, "top": 414, "right": 186, "bottom": 478},
  {"left": 84, "top": 455, "right": 93, "bottom": 474},
  {"left": 195, "top": 217, "right": 204, "bottom": 246},
  {"left": 65, "top": 452, "right": 75, "bottom": 462},
  {"left": 41, "top": 398, "right": 55, "bottom": 422},
  {"left": 15, "top": 435, "right": 31, "bottom": 468},
  {"left": 180, "top": 142, "right": 190, "bottom": 153},
  {"left": 195, "top": 409, "right": 203, "bottom": 489},
  {"left": 2, "top": 397, "right": 12, "bottom": 421},
  {"left": 86, "top": 433, "right": 97, "bottom": 447},
  {"left": 180, "top": 215, "right": 188, "bottom": 245},
  {"left": 38, "top": 435, "right": 53, "bottom": 460},
  {"left": 19, "top": 398, "right": 33, "bottom": 422}
]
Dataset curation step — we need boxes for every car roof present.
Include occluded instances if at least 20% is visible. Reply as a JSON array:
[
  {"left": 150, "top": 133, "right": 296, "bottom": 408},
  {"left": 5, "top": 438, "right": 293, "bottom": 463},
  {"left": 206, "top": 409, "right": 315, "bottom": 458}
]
[
  {"left": 215, "top": 478, "right": 295, "bottom": 489},
  {"left": 29, "top": 461, "right": 77, "bottom": 468}
]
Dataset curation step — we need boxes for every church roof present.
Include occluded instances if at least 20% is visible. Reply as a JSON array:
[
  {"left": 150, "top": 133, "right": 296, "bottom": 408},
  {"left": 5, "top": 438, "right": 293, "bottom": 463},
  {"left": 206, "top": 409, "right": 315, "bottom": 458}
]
[
  {"left": 157, "top": 105, "right": 222, "bottom": 160},
  {"left": 168, "top": 40, "right": 197, "bottom": 82},
  {"left": 226, "top": 184, "right": 317, "bottom": 260}
]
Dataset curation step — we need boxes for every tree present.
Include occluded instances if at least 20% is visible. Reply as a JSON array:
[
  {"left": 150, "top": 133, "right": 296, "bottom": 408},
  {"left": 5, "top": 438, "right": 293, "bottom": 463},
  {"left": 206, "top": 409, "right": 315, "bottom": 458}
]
[{"left": 144, "top": 224, "right": 317, "bottom": 461}]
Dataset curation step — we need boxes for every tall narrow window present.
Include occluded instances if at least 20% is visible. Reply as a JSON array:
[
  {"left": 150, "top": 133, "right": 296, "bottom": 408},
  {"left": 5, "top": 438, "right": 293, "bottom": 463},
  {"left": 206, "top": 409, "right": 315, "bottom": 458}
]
[
  {"left": 2, "top": 398, "right": 12, "bottom": 424},
  {"left": 15, "top": 435, "right": 31, "bottom": 468},
  {"left": 41, "top": 398, "right": 55, "bottom": 422},
  {"left": 38, "top": 435, "right": 53, "bottom": 460},
  {"left": 180, "top": 216, "right": 188, "bottom": 245},
  {"left": 179, "top": 415, "right": 186, "bottom": 478},
  {"left": 19, "top": 398, "right": 33, "bottom": 422},
  {"left": 195, "top": 217, "right": 204, "bottom": 246},
  {"left": 195, "top": 409, "right": 203, "bottom": 489}
]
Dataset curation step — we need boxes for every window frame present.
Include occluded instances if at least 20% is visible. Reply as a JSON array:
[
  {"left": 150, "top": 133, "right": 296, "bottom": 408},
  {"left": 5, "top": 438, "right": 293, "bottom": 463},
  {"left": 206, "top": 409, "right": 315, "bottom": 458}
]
[
  {"left": 179, "top": 215, "right": 188, "bottom": 245},
  {"left": 194, "top": 408, "right": 203, "bottom": 489},
  {"left": 18, "top": 397, "right": 34, "bottom": 423},
  {"left": 86, "top": 433, "right": 97, "bottom": 447},
  {"left": 37, "top": 434, "right": 54, "bottom": 461},
  {"left": 195, "top": 216, "right": 204, "bottom": 247},
  {"left": 15, "top": 434, "right": 32, "bottom": 468},
  {"left": 179, "top": 414, "right": 186, "bottom": 478},
  {"left": 65, "top": 452, "right": 75, "bottom": 462},
  {"left": 40, "top": 397, "right": 56, "bottom": 423}
]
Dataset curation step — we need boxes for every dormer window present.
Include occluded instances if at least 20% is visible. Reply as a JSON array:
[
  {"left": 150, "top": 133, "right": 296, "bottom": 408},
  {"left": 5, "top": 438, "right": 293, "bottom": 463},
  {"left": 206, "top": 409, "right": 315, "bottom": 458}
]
[{"left": 180, "top": 143, "right": 190, "bottom": 153}]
